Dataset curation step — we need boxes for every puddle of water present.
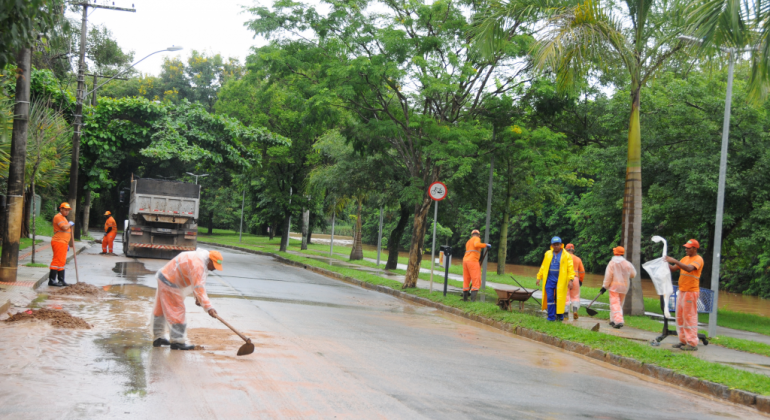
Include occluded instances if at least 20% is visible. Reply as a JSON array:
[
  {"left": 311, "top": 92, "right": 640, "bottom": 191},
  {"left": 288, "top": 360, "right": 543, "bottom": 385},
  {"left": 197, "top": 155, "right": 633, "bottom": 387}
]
[
  {"left": 105, "top": 284, "right": 157, "bottom": 299},
  {"left": 93, "top": 329, "right": 150, "bottom": 397},
  {"left": 112, "top": 262, "right": 156, "bottom": 282}
]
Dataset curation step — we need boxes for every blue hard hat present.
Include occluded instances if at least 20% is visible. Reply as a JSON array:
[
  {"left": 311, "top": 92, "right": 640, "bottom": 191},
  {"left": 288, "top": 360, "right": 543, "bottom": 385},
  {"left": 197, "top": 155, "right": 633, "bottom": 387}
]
[{"left": 551, "top": 236, "right": 562, "bottom": 244}]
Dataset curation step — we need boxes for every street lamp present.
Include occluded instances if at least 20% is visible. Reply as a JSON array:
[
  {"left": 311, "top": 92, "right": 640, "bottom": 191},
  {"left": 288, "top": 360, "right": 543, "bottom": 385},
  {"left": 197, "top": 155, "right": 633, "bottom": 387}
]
[
  {"left": 186, "top": 172, "right": 209, "bottom": 185},
  {"left": 677, "top": 35, "right": 757, "bottom": 337},
  {"left": 85, "top": 46, "right": 183, "bottom": 96}
]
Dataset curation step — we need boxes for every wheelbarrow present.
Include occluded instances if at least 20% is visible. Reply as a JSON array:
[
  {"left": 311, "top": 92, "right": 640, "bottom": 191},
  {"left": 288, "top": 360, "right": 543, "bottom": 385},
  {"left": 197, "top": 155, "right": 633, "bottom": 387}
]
[{"left": 494, "top": 288, "right": 537, "bottom": 311}]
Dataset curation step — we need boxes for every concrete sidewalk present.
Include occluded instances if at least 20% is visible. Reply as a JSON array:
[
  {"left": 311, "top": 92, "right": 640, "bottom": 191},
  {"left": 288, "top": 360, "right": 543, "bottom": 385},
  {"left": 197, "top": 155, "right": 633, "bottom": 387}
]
[{"left": 0, "top": 237, "right": 91, "bottom": 313}]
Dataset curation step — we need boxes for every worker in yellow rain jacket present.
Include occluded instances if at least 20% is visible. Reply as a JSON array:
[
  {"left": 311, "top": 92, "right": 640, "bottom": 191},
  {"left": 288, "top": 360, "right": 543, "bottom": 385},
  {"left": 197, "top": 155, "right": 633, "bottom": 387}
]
[
  {"left": 462, "top": 229, "right": 490, "bottom": 302},
  {"left": 152, "top": 249, "right": 222, "bottom": 350},
  {"left": 48, "top": 202, "right": 74, "bottom": 287},
  {"left": 101, "top": 211, "right": 117, "bottom": 254},
  {"left": 535, "top": 237, "right": 575, "bottom": 321}
]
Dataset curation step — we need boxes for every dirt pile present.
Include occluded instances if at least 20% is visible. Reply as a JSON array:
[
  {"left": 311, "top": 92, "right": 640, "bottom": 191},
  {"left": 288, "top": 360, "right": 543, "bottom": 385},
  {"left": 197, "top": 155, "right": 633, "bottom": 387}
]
[
  {"left": 49, "top": 282, "right": 103, "bottom": 297},
  {"left": 5, "top": 308, "right": 91, "bottom": 329}
]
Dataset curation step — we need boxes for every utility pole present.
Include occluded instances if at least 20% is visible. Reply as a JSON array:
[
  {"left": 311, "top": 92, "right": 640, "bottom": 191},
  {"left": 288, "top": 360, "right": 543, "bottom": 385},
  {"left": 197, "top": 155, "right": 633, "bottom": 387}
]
[
  {"left": 0, "top": 48, "right": 32, "bottom": 282},
  {"left": 67, "top": 2, "right": 136, "bottom": 223}
]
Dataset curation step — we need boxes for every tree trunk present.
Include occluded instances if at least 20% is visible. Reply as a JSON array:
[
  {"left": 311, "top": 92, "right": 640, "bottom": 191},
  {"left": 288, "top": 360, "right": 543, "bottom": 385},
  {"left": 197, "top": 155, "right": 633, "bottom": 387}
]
[
  {"left": 350, "top": 200, "right": 364, "bottom": 260},
  {"left": 269, "top": 221, "right": 276, "bottom": 240},
  {"left": 207, "top": 210, "right": 214, "bottom": 235},
  {"left": 621, "top": 87, "right": 645, "bottom": 316},
  {"left": 497, "top": 159, "right": 514, "bottom": 275},
  {"left": 83, "top": 189, "right": 91, "bottom": 236},
  {"left": 306, "top": 211, "right": 314, "bottom": 245},
  {"left": 31, "top": 181, "right": 36, "bottom": 264},
  {"left": 386, "top": 201, "right": 410, "bottom": 270},
  {"left": 0, "top": 47, "right": 31, "bottom": 281},
  {"left": 74, "top": 174, "right": 84, "bottom": 240},
  {"left": 279, "top": 213, "right": 291, "bottom": 252},
  {"left": 403, "top": 194, "right": 433, "bottom": 288},
  {"left": 21, "top": 187, "right": 30, "bottom": 239},
  {"left": 301, "top": 208, "right": 309, "bottom": 250}
]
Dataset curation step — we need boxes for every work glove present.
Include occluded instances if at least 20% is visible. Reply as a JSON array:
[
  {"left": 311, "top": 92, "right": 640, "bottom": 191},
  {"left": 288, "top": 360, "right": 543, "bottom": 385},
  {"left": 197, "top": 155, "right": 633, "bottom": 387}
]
[
  {"left": 599, "top": 287, "right": 607, "bottom": 294},
  {"left": 106, "top": 227, "right": 112, "bottom": 234},
  {"left": 486, "top": 244, "right": 492, "bottom": 249},
  {"left": 68, "top": 221, "right": 75, "bottom": 226}
]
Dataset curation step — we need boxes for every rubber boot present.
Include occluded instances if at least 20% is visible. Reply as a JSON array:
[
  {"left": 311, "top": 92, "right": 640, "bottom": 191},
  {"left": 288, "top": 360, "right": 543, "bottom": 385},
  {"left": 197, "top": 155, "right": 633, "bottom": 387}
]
[
  {"left": 461, "top": 291, "right": 469, "bottom": 302},
  {"left": 470, "top": 290, "right": 478, "bottom": 302},
  {"left": 57, "top": 269, "right": 68, "bottom": 287},
  {"left": 152, "top": 316, "right": 170, "bottom": 347},
  {"left": 170, "top": 323, "right": 194, "bottom": 350},
  {"left": 48, "top": 269, "right": 62, "bottom": 287}
]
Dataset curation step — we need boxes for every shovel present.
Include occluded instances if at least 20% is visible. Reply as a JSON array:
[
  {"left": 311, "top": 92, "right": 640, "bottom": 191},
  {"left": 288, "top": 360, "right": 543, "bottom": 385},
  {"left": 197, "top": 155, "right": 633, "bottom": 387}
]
[
  {"left": 71, "top": 241, "right": 80, "bottom": 284},
  {"left": 213, "top": 313, "right": 255, "bottom": 356},
  {"left": 585, "top": 289, "right": 607, "bottom": 316}
]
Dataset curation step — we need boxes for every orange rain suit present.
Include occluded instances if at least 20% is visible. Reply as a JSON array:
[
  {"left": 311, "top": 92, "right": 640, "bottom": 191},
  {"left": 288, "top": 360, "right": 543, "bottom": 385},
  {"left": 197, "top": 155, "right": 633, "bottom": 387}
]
[
  {"left": 674, "top": 255, "right": 704, "bottom": 347},
  {"left": 462, "top": 236, "right": 487, "bottom": 291},
  {"left": 49, "top": 213, "right": 71, "bottom": 271},
  {"left": 602, "top": 256, "right": 636, "bottom": 325},
  {"left": 102, "top": 216, "right": 117, "bottom": 253},
  {"left": 152, "top": 250, "right": 214, "bottom": 344},
  {"left": 567, "top": 253, "right": 585, "bottom": 312}
]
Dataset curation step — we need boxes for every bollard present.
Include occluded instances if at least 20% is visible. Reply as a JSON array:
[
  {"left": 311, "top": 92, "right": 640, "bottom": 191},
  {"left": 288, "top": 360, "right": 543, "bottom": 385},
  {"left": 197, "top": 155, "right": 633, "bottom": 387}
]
[{"left": 440, "top": 245, "right": 452, "bottom": 296}]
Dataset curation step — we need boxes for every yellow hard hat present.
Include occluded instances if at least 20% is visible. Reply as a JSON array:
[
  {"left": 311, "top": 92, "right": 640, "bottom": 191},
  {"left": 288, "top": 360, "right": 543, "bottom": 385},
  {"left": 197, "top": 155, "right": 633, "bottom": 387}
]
[
  {"left": 104, "top": 211, "right": 111, "bottom": 216},
  {"left": 59, "top": 202, "right": 71, "bottom": 210}
]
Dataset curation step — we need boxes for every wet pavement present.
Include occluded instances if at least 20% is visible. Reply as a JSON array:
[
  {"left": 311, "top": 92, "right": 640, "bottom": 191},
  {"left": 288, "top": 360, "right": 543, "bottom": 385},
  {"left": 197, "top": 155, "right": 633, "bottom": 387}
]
[{"left": 0, "top": 240, "right": 764, "bottom": 419}]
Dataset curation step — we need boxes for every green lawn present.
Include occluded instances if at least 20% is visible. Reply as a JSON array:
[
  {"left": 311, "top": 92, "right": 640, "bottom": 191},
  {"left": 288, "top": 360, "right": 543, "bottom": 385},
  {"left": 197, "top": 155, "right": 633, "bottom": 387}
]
[{"left": 199, "top": 230, "right": 770, "bottom": 396}]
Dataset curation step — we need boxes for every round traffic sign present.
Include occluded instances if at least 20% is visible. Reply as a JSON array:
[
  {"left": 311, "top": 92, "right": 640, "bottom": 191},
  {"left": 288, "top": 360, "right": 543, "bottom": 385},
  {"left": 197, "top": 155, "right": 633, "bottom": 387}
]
[{"left": 428, "top": 181, "right": 448, "bottom": 201}]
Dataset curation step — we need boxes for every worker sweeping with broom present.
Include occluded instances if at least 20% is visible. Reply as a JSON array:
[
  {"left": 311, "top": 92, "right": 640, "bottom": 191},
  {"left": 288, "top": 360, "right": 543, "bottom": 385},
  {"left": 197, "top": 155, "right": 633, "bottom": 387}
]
[
  {"left": 101, "top": 211, "right": 117, "bottom": 255},
  {"left": 535, "top": 237, "right": 575, "bottom": 321},
  {"left": 48, "top": 202, "right": 74, "bottom": 287},
  {"left": 602, "top": 246, "right": 636, "bottom": 329},
  {"left": 152, "top": 249, "right": 222, "bottom": 350}
]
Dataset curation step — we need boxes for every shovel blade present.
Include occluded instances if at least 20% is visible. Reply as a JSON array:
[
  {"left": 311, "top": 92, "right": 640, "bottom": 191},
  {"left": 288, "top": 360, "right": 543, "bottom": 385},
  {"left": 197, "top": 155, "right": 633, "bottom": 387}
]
[
  {"left": 585, "top": 307, "right": 598, "bottom": 317},
  {"left": 237, "top": 342, "right": 255, "bottom": 356}
]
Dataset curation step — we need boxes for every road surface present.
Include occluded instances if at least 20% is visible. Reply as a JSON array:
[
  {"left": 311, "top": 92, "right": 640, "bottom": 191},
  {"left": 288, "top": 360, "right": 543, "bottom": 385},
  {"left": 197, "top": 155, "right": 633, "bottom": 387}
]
[{"left": 0, "top": 240, "right": 761, "bottom": 419}]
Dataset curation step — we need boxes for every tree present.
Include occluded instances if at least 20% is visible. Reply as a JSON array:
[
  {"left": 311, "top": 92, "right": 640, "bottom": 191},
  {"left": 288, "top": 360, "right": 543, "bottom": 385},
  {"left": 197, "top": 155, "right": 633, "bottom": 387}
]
[
  {"left": 248, "top": 0, "right": 533, "bottom": 288},
  {"left": 501, "top": 0, "right": 690, "bottom": 314},
  {"left": 0, "top": 0, "right": 65, "bottom": 67}
]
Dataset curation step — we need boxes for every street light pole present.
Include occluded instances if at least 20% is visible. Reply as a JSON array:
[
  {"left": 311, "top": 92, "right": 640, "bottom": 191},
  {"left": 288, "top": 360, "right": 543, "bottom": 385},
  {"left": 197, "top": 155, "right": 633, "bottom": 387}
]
[
  {"left": 186, "top": 172, "right": 208, "bottom": 185},
  {"left": 707, "top": 49, "right": 736, "bottom": 338},
  {"left": 676, "top": 36, "right": 755, "bottom": 337}
]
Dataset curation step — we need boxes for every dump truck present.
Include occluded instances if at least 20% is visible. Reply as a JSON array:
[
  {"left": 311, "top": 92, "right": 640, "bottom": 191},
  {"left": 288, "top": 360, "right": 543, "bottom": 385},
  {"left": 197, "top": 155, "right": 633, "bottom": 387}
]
[{"left": 122, "top": 178, "right": 200, "bottom": 259}]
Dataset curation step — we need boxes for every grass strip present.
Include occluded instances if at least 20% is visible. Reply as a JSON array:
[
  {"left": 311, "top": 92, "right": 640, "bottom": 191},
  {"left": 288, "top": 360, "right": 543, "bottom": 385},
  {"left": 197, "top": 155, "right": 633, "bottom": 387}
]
[{"left": 201, "top": 233, "right": 770, "bottom": 396}]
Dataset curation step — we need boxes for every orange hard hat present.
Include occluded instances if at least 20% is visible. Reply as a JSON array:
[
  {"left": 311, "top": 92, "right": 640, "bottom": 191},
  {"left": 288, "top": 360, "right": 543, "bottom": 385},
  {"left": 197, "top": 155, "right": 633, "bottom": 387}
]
[
  {"left": 209, "top": 250, "right": 223, "bottom": 271},
  {"left": 104, "top": 211, "right": 111, "bottom": 216},
  {"left": 471, "top": 229, "right": 480, "bottom": 235},
  {"left": 59, "top": 202, "right": 71, "bottom": 210},
  {"left": 683, "top": 239, "right": 700, "bottom": 249},
  {"left": 613, "top": 246, "right": 625, "bottom": 256},
  {"left": 565, "top": 243, "right": 575, "bottom": 250}
]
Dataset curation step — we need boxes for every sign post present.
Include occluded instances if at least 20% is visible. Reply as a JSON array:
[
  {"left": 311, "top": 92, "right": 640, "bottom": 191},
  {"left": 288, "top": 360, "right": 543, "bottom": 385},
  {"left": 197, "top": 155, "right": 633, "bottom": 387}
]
[{"left": 428, "top": 182, "right": 448, "bottom": 292}]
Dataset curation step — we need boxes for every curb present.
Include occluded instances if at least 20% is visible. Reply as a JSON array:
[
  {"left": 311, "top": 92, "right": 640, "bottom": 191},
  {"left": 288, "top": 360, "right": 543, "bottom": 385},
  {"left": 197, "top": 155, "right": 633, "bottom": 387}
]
[
  {"left": 33, "top": 242, "right": 93, "bottom": 290},
  {"left": 200, "top": 241, "right": 770, "bottom": 414}
]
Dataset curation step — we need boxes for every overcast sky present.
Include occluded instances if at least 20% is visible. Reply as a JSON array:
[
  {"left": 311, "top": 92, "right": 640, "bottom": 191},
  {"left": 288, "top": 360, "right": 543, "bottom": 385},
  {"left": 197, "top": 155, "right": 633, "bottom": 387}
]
[{"left": 72, "top": 0, "right": 267, "bottom": 75}]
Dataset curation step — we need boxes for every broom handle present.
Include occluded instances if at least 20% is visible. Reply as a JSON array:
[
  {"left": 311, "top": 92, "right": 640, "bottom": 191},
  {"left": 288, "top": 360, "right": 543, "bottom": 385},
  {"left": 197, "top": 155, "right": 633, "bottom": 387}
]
[{"left": 71, "top": 242, "right": 80, "bottom": 283}]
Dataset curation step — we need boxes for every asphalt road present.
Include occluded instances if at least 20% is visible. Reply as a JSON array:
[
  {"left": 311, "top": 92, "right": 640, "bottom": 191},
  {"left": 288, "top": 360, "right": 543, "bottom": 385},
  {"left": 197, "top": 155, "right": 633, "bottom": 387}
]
[{"left": 0, "top": 241, "right": 762, "bottom": 419}]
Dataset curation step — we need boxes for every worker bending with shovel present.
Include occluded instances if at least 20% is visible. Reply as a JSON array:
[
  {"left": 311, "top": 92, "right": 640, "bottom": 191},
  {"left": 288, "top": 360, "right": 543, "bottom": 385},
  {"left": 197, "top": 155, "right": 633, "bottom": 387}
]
[
  {"left": 152, "top": 249, "right": 222, "bottom": 350},
  {"left": 666, "top": 239, "right": 704, "bottom": 351},
  {"left": 536, "top": 237, "right": 575, "bottom": 321},
  {"left": 101, "top": 211, "right": 117, "bottom": 255},
  {"left": 601, "top": 246, "right": 636, "bottom": 329},
  {"left": 462, "top": 229, "right": 490, "bottom": 302},
  {"left": 565, "top": 243, "right": 585, "bottom": 320}
]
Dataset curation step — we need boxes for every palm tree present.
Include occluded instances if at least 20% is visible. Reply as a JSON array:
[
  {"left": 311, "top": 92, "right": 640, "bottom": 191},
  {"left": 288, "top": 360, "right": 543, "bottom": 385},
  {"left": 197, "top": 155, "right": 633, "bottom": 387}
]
[
  {"left": 480, "top": 0, "right": 689, "bottom": 314},
  {"left": 687, "top": 0, "right": 770, "bottom": 101}
]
